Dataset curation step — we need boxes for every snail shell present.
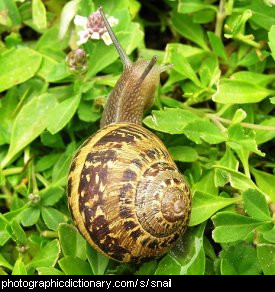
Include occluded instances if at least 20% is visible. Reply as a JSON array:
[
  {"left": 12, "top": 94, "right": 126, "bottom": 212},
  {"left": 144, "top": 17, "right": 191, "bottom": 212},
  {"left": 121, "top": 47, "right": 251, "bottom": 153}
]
[{"left": 68, "top": 122, "right": 191, "bottom": 262}]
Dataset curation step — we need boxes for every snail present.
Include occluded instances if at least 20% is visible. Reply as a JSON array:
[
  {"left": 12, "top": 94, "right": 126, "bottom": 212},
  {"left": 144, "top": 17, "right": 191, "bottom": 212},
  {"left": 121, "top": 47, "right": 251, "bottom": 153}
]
[{"left": 67, "top": 6, "right": 191, "bottom": 263}]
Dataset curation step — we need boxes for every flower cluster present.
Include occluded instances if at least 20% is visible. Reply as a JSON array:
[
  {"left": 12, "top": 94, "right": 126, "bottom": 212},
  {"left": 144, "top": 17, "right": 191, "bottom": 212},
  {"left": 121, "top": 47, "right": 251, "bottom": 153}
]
[{"left": 74, "top": 10, "right": 118, "bottom": 46}]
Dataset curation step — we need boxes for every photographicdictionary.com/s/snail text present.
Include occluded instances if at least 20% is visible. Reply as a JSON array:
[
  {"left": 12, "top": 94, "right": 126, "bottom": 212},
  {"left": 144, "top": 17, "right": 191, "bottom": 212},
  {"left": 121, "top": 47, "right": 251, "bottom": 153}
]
[{"left": 0, "top": 278, "right": 173, "bottom": 289}]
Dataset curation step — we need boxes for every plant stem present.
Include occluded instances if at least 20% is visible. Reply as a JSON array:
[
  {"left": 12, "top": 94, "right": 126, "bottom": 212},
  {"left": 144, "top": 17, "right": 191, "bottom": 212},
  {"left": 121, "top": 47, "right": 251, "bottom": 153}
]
[
  {"left": 2, "top": 167, "right": 23, "bottom": 176},
  {"left": 208, "top": 114, "right": 275, "bottom": 131},
  {"left": 41, "top": 230, "right": 58, "bottom": 238},
  {"left": 209, "top": 115, "right": 228, "bottom": 132},
  {"left": 215, "top": 0, "right": 226, "bottom": 37},
  {"left": 31, "top": 163, "right": 39, "bottom": 195},
  {"left": 35, "top": 173, "right": 50, "bottom": 188},
  {"left": 0, "top": 186, "right": 12, "bottom": 209}
]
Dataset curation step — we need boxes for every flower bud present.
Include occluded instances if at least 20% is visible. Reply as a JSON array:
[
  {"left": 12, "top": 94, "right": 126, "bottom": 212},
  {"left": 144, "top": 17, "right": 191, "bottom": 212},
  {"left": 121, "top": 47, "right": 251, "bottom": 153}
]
[
  {"left": 28, "top": 193, "right": 40, "bottom": 204},
  {"left": 66, "top": 48, "right": 87, "bottom": 73}
]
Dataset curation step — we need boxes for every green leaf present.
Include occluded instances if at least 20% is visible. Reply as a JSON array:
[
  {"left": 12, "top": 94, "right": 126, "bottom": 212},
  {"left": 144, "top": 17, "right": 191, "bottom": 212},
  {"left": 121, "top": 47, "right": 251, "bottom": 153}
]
[
  {"left": 168, "top": 146, "right": 198, "bottom": 162},
  {"left": 251, "top": 168, "right": 275, "bottom": 203},
  {"left": 40, "top": 131, "right": 65, "bottom": 148},
  {"left": 213, "top": 165, "right": 262, "bottom": 193},
  {"left": 231, "top": 71, "right": 275, "bottom": 87},
  {"left": 58, "top": 223, "right": 77, "bottom": 257},
  {"left": 36, "top": 153, "right": 61, "bottom": 172},
  {"left": 207, "top": 31, "right": 227, "bottom": 60},
  {"left": 255, "top": 117, "right": 275, "bottom": 145},
  {"left": 20, "top": 207, "right": 40, "bottom": 227},
  {"left": 86, "top": 243, "right": 109, "bottom": 275},
  {"left": 36, "top": 26, "right": 69, "bottom": 51},
  {"left": 189, "top": 191, "right": 240, "bottom": 226},
  {"left": 182, "top": 119, "right": 226, "bottom": 144},
  {"left": 1, "top": 93, "right": 57, "bottom": 168},
  {"left": 212, "top": 212, "right": 267, "bottom": 243},
  {"left": 193, "top": 9, "right": 216, "bottom": 24},
  {"left": 226, "top": 9, "right": 252, "bottom": 37},
  {"left": 170, "top": 49, "right": 201, "bottom": 87},
  {"left": 213, "top": 79, "right": 272, "bottom": 104},
  {"left": 40, "top": 186, "right": 64, "bottom": 207},
  {"left": 0, "top": 254, "right": 13, "bottom": 270},
  {"left": 27, "top": 239, "right": 61, "bottom": 268},
  {"left": 178, "top": 0, "right": 217, "bottom": 14},
  {"left": 41, "top": 207, "right": 67, "bottom": 231},
  {"left": 37, "top": 50, "right": 65, "bottom": 81},
  {"left": 0, "top": 88, "right": 18, "bottom": 145},
  {"left": 231, "top": 109, "right": 247, "bottom": 124},
  {"left": 2, "top": 0, "right": 21, "bottom": 26},
  {"left": 242, "top": 189, "right": 271, "bottom": 221},
  {"left": 155, "top": 223, "right": 205, "bottom": 275},
  {"left": 193, "top": 170, "right": 218, "bottom": 196},
  {"left": 221, "top": 243, "right": 262, "bottom": 275},
  {"left": 58, "top": 256, "right": 93, "bottom": 275},
  {"left": 37, "top": 267, "right": 65, "bottom": 275},
  {"left": 46, "top": 61, "right": 71, "bottom": 82},
  {"left": 262, "top": 226, "right": 275, "bottom": 244},
  {"left": 47, "top": 94, "right": 81, "bottom": 135},
  {"left": 0, "top": 231, "right": 10, "bottom": 247},
  {"left": 77, "top": 100, "right": 101, "bottom": 122},
  {"left": 145, "top": 111, "right": 223, "bottom": 148},
  {"left": 199, "top": 55, "right": 220, "bottom": 87},
  {"left": 238, "top": 49, "right": 270, "bottom": 67},
  {"left": 214, "top": 147, "right": 239, "bottom": 187},
  {"left": 171, "top": 9, "right": 208, "bottom": 50},
  {"left": 228, "top": 124, "right": 265, "bottom": 157},
  {"left": 59, "top": 0, "right": 81, "bottom": 40},
  {"left": 58, "top": 223, "right": 86, "bottom": 260},
  {"left": 135, "top": 261, "right": 158, "bottom": 275},
  {"left": 12, "top": 258, "right": 27, "bottom": 275},
  {"left": 164, "top": 43, "right": 207, "bottom": 70},
  {"left": 143, "top": 108, "right": 199, "bottom": 134},
  {"left": 247, "top": 0, "right": 275, "bottom": 30},
  {"left": 257, "top": 244, "right": 275, "bottom": 275},
  {"left": 269, "top": 25, "right": 275, "bottom": 60},
  {"left": 0, "top": 48, "right": 42, "bottom": 93},
  {"left": 52, "top": 143, "right": 76, "bottom": 187},
  {"left": 32, "top": 0, "right": 47, "bottom": 30},
  {"left": 10, "top": 219, "right": 28, "bottom": 244}
]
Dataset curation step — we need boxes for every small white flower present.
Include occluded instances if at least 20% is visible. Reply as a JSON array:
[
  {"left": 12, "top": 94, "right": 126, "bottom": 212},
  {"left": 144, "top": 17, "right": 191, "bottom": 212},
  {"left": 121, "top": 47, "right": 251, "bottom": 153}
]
[
  {"left": 91, "top": 32, "right": 100, "bottom": 40},
  {"left": 101, "top": 32, "right": 113, "bottom": 46},
  {"left": 74, "top": 15, "right": 88, "bottom": 27},
  {"left": 77, "top": 29, "right": 89, "bottom": 46},
  {"left": 74, "top": 10, "right": 118, "bottom": 46},
  {"left": 107, "top": 16, "right": 119, "bottom": 27}
]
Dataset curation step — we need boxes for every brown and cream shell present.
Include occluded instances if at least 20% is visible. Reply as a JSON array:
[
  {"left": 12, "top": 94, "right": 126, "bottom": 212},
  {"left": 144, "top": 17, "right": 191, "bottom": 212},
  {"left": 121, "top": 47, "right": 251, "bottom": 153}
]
[{"left": 68, "top": 122, "right": 191, "bottom": 263}]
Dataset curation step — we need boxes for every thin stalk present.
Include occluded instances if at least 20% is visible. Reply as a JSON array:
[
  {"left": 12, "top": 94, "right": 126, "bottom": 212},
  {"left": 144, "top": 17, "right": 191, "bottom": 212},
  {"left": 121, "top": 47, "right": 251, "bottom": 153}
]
[
  {"left": 2, "top": 167, "right": 23, "bottom": 176},
  {"left": 215, "top": 0, "right": 226, "bottom": 37},
  {"left": 31, "top": 163, "right": 39, "bottom": 195},
  {"left": 0, "top": 186, "right": 12, "bottom": 209},
  {"left": 35, "top": 174, "right": 50, "bottom": 188},
  {"left": 208, "top": 114, "right": 275, "bottom": 131},
  {"left": 41, "top": 231, "right": 58, "bottom": 238}
]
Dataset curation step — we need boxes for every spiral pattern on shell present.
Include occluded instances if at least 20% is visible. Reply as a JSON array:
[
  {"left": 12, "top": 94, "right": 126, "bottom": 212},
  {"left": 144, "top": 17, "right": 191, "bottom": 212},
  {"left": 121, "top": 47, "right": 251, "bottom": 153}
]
[{"left": 68, "top": 123, "right": 191, "bottom": 262}]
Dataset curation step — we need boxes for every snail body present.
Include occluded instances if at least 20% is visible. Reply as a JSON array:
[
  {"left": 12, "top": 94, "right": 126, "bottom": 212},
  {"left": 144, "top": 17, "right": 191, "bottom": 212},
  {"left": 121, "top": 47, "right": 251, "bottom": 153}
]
[{"left": 67, "top": 7, "right": 191, "bottom": 263}]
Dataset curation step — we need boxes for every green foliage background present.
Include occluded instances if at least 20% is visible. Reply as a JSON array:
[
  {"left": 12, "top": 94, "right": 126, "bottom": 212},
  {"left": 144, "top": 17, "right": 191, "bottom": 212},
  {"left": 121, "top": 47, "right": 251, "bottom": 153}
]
[{"left": 0, "top": 0, "right": 275, "bottom": 275}]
